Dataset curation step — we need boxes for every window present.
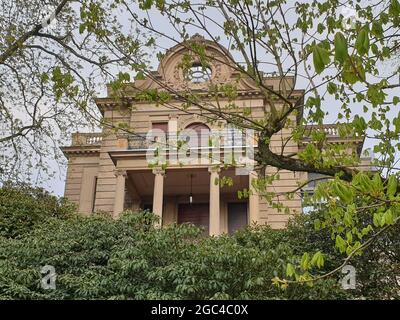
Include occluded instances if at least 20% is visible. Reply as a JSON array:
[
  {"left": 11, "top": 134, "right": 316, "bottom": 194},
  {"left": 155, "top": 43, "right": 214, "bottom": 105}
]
[
  {"left": 151, "top": 122, "right": 168, "bottom": 143},
  {"left": 186, "top": 63, "right": 212, "bottom": 83},
  {"left": 184, "top": 122, "right": 211, "bottom": 148},
  {"left": 185, "top": 122, "right": 210, "bottom": 133},
  {"left": 91, "top": 177, "right": 98, "bottom": 213},
  {"left": 301, "top": 173, "right": 329, "bottom": 214},
  {"left": 152, "top": 122, "right": 168, "bottom": 132}
]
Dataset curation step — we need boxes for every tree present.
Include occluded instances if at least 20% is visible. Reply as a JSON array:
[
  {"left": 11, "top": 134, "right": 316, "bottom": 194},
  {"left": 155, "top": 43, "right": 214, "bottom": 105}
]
[
  {"left": 0, "top": 182, "right": 75, "bottom": 238},
  {"left": 1, "top": 0, "right": 400, "bottom": 286},
  {"left": 0, "top": 0, "right": 145, "bottom": 183}
]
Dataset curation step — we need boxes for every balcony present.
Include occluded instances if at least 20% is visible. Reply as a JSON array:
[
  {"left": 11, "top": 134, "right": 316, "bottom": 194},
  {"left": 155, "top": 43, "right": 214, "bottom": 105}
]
[
  {"left": 71, "top": 132, "right": 103, "bottom": 146},
  {"left": 67, "top": 124, "right": 363, "bottom": 149},
  {"left": 304, "top": 124, "right": 339, "bottom": 136},
  {"left": 302, "top": 124, "right": 363, "bottom": 140},
  {"left": 127, "top": 130, "right": 253, "bottom": 151}
]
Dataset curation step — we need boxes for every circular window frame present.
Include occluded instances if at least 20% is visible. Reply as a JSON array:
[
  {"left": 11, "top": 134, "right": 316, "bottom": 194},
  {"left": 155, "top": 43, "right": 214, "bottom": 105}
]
[{"left": 185, "top": 63, "right": 213, "bottom": 83}]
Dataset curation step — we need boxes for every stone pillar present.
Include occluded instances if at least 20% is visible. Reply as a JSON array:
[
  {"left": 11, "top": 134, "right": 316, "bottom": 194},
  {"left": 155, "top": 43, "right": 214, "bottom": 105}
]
[
  {"left": 113, "top": 169, "right": 127, "bottom": 218},
  {"left": 168, "top": 114, "right": 178, "bottom": 165},
  {"left": 209, "top": 167, "right": 221, "bottom": 236},
  {"left": 153, "top": 168, "right": 165, "bottom": 226},
  {"left": 168, "top": 114, "right": 178, "bottom": 133},
  {"left": 249, "top": 171, "right": 259, "bottom": 225}
]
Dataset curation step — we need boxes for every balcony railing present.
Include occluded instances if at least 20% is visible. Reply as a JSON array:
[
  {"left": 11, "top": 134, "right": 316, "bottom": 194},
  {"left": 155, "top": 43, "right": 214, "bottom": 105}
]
[
  {"left": 303, "top": 124, "right": 362, "bottom": 139},
  {"left": 128, "top": 130, "right": 253, "bottom": 150},
  {"left": 71, "top": 133, "right": 103, "bottom": 146},
  {"left": 304, "top": 124, "right": 338, "bottom": 136},
  {"left": 69, "top": 124, "right": 360, "bottom": 148}
]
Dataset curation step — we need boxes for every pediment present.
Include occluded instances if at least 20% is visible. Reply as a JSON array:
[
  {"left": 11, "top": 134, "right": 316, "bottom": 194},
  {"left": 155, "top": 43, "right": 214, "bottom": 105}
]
[{"left": 130, "top": 35, "right": 260, "bottom": 95}]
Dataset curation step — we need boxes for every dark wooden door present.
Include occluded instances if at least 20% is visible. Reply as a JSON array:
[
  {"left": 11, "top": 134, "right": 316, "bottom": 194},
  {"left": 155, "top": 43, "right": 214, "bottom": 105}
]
[
  {"left": 228, "top": 202, "right": 248, "bottom": 234},
  {"left": 178, "top": 203, "right": 209, "bottom": 234}
]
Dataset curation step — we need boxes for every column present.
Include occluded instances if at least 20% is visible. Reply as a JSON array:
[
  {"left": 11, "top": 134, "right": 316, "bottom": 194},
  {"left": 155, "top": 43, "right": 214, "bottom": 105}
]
[
  {"left": 249, "top": 171, "right": 259, "bottom": 225},
  {"left": 209, "top": 167, "right": 221, "bottom": 236},
  {"left": 113, "top": 169, "right": 127, "bottom": 218},
  {"left": 168, "top": 114, "right": 178, "bottom": 165},
  {"left": 168, "top": 114, "right": 178, "bottom": 132},
  {"left": 153, "top": 168, "right": 165, "bottom": 226}
]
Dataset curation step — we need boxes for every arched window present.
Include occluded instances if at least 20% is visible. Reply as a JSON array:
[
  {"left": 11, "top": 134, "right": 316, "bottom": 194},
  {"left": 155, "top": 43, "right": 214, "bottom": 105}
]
[
  {"left": 185, "top": 122, "right": 210, "bottom": 133},
  {"left": 183, "top": 122, "right": 210, "bottom": 148}
]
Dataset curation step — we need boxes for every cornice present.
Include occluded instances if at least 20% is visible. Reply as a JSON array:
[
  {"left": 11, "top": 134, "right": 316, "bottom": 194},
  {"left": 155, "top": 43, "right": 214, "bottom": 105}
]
[
  {"left": 60, "top": 146, "right": 100, "bottom": 159},
  {"left": 94, "top": 89, "right": 305, "bottom": 110}
]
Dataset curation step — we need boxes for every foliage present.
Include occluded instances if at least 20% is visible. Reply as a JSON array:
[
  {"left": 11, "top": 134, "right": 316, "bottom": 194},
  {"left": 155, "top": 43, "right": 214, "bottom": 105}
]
[
  {"left": 282, "top": 210, "right": 400, "bottom": 299},
  {"left": 0, "top": 182, "right": 75, "bottom": 239},
  {"left": 0, "top": 205, "right": 397, "bottom": 300},
  {"left": 278, "top": 172, "right": 400, "bottom": 287},
  {"left": 0, "top": 181, "right": 398, "bottom": 299}
]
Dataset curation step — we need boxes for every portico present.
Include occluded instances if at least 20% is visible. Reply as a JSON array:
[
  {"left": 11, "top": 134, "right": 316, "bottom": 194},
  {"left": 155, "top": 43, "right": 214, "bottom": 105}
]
[{"left": 111, "top": 164, "right": 259, "bottom": 236}]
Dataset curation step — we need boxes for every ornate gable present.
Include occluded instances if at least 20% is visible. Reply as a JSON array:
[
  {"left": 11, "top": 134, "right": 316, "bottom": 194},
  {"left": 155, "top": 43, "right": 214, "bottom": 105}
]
[{"left": 132, "top": 34, "right": 260, "bottom": 93}]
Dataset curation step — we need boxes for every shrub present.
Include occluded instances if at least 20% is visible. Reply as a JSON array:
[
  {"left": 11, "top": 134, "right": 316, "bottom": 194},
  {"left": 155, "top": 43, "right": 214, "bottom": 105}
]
[
  {"left": 0, "top": 182, "right": 75, "bottom": 238},
  {"left": 0, "top": 210, "right": 349, "bottom": 300},
  {"left": 0, "top": 184, "right": 397, "bottom": 299}
]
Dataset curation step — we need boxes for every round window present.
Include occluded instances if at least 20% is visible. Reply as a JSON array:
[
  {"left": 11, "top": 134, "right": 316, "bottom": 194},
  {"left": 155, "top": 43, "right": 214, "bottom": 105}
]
[{"left": 186, "top": 64, "right": 212, "bottom": 83}]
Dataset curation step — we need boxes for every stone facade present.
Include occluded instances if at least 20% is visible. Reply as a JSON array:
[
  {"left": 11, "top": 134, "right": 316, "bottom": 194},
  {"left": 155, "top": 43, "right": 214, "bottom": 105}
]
[{"left": 61, "top": 36, "right": 370, "bottom": 234}]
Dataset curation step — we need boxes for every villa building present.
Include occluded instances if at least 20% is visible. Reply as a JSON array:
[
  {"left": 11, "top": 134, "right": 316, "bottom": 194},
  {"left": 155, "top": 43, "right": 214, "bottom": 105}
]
[{"left": 61, "top": 35, "right": 370, "bottom": 235}]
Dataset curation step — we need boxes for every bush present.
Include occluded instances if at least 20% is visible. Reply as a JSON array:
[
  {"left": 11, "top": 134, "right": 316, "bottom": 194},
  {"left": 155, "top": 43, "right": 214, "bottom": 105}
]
[
  {"left": 0, "top": 209, "right": 349, "bottom": 300},
  {"left": 0, "top": 185, "right": 397, "bottom": 299},
  {"left": 0, "top": 182, "right": 75, "bottom": 239}
]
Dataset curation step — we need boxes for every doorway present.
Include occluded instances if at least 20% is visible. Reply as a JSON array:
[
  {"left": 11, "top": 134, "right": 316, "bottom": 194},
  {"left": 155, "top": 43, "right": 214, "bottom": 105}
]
[
  {"left": 227, "top": 202, "right": 248, "bottom": 234},
  {"left": 178, "top": 203, "right": 209, "bottom": 234}
]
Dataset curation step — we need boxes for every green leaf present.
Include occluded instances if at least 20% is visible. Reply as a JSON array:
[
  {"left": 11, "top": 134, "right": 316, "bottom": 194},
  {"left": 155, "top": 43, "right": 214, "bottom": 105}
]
[
  {"left": 333, "top": 182, "right": 353, "bottom": 204},
  {"left": 312, "top": 45, "right": 331, "bottom": 74},
  {"left": 373, "top": 212, "right": 381, "bottom": 227},
  {"left": 387, "top": 175, "right": 397, "bottom": 197},
  {"left": 371, "top": 21, "right": 384, "bottom": 38},
  {"left": 286, "top": 263, "right": 295, "bottom": 277},
  {"left": 335, "top": 235, "right": 347, "bottom": 253},
  {"left": 301, "top": 252, "right": 310, "bottom": 271},
  {"left": 372, "top": 173, "right": 383, "bottom": 193},
  {"left": 79, "top": 23, "right": 86, "bottom": 34},
  {"left": 342, "top": 56, "right": 365, "bottom": 84},
  {"left": 139, "top": 0, "right": 154, "bottom": 10},
  {"left": 389, "top": 0, "right": 400, "bottom": 16},
  {"left": 314, "top": 218, "right": 321, "bottom": 230},
  {"left": 41, "top": 73, "right": 49, "bottom": 83},
  {"left": 327, "top": 82, "right": 337, "bottom": 94},
  {"left": 355, "top": 27, "right": 370, "bottom": 56},
  {"left": 135, "top": 71, "right": 145, "bottom": 80},
  {"left": 346, "top": 231, "right": 353, "bottom": 243},
  {"left": 311, "top": 251, "right": 324, "bottom": 268},
  {"left": 383, "top": 209, "right": 394, "bottom": 225},
  {"left": 334, "top": 32, "right": 348, "bottom": 64}
]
